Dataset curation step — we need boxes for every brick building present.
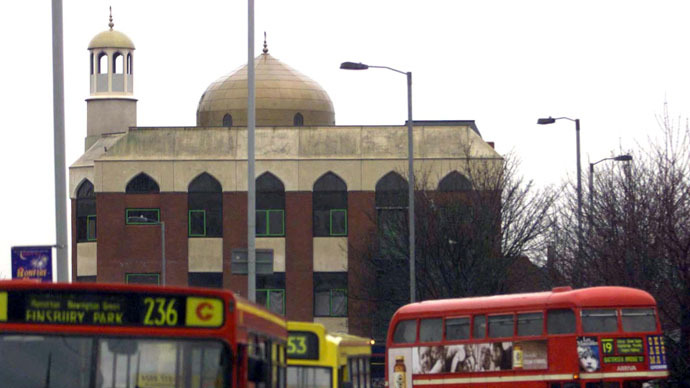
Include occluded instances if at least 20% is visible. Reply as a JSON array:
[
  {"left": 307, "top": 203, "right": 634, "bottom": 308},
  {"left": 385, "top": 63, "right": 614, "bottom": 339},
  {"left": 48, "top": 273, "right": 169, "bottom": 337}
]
[{"left": 69, "top": 16, "right": 503, "bottom": 336}]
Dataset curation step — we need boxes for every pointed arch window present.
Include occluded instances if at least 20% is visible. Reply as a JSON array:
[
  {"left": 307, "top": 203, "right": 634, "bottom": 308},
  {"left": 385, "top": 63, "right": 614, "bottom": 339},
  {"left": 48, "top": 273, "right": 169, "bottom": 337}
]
[
  {"left": 188, "top": 173, "right": 222, "bottom": 237},
  {"left": 98, "top": 53, "right": 108, "bottom": 74},
  {"left": 126, "top": 53, "right": 133, "bottom": 74},
  {"left": 438, "top": 171, "right": 472, "bottom": 191},
  {"left": 90, "top": 53, "right": 94, "bottom": 75},
  {"left": 126, "top": 173, "right": 160, "bottom": 194},
  {"left": 256, "top": 173, "right": 285, "bottom": 237},
  {"left": 313, "top": 172, "right": 348, "bottom": 236},
  {"left": 223, "top": 114, "right": 233, "bottom": 127},
  {"left": 293, "top": 113, "right": 304, "bottom": 126},
  {"left": 76, "top": 180, "right": 96, "bottom": 242},
  {"left": 376, "top": 172, "right": 408, "bottom": 251},
  {"left": 113, "top": 53, "right": 124, "bottom": 74}
]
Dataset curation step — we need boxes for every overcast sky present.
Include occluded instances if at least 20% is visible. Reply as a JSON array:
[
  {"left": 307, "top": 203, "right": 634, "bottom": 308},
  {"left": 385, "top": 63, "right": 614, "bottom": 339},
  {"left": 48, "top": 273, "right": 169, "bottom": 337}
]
[{"left": 1, "top": 0, "right": 689, "bottom": 279}]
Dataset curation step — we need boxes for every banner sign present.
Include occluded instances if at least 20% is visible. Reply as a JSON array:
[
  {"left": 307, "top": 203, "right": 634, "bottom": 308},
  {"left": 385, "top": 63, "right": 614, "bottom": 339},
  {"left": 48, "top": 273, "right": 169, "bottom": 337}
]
[{"left": 11, "top": 246, "right": 52, "bottom": 282}]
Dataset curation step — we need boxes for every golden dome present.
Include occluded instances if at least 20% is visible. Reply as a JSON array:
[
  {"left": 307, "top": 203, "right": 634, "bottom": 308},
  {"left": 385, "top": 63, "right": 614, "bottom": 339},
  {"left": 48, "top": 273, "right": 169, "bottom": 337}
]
[
  {"left": 196, "top": 51, "right": 335, "bottom": 127},
  {"left": 88, "top": 9, "right": 135, "bottom": 50}
]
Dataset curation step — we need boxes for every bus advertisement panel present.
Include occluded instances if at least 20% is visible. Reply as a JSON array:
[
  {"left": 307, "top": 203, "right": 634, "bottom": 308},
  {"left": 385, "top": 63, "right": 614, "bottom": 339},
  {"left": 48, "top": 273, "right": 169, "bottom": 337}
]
[{"left": 386, "top": 286, "right": 669, "bottom": 388}]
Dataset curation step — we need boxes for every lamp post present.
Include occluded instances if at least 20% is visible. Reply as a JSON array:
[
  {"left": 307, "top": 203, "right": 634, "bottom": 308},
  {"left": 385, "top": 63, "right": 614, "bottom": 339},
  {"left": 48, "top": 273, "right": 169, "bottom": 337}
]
[
  {"left": 130, "top": 216, "right": 166, "bottom": 285},
  {"left": 537, "top": 116, "right": 582, "bottom": 285},
  {"left": 588, "top": 154, "right": 633, "bottom": 229},
  {"left": 340, "top": 61, "right": 416, "bottom": 303}
]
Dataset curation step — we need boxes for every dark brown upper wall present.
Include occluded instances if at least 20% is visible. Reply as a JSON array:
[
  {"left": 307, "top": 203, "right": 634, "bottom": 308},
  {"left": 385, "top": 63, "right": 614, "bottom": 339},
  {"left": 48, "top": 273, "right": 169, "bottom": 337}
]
[{"left": 285, "top": 192, "right": 313, "bottom": 321}]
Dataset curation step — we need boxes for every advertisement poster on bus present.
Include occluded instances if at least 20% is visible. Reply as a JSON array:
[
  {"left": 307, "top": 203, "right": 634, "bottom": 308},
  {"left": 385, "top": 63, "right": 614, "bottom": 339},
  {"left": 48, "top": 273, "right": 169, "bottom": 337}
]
[
  {"left": 515, "top": 340, "right": 548, "bottom": 370},
  {"left": 11, "top": 245, "right": 52, "bottom": 282},
  {"left": 647, "top": 335, "right": 667, "bottom": 370},
  {"left": 577, "top": 336, "right": 601, "bottom": 372},
  {"left": 388, "top": 347, "right": 412, "bottom": 388}
]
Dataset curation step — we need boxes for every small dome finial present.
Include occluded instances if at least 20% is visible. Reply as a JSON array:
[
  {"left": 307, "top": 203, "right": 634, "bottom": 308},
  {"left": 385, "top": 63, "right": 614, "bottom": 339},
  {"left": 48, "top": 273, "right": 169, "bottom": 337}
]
[
  {"left": 108, "top": 6, "right": 114, "bottom": 30},
  {"left": 263, "top": 31, "right": 268, "bottom": 54}
]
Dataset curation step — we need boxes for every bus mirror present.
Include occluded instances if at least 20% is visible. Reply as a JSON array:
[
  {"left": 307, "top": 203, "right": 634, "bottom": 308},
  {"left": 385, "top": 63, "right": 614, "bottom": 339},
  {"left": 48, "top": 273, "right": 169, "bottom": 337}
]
[
  {"left": 106, "top": 339, "right": 138, "bottom": 355},
  {"left": 248, "top": 357, "right": 269, "bottom": 383}
]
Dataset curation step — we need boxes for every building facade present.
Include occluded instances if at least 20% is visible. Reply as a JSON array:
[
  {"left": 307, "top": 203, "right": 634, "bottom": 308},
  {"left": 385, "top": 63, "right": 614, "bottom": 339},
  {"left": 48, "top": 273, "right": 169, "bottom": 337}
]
[{"left": 69, "top": 16, "right": 503, "bottom": 336}]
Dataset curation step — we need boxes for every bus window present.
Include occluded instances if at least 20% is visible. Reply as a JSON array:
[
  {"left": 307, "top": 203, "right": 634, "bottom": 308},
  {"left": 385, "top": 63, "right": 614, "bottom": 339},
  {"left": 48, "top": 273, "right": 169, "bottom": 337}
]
[
  {"left": 547, "top": 309, "right": 576, "bottom": 334},
  {"left": 622, "top": 308, "right": 657, "bottom": 332},
  {"left": 446, "top": 317, "right": 470, "bottom": 340},
  {"left": 586, "top": 383, "right": 602, "bottom": 388},
  {"left": 287, "top": 366, "right": 331, "bottom": 388},
  {"left": 393, "top": 320, "right": 417, "bottom": 343},
  {"left": 582, "top": 309, "right": 618, "bottom": 333},
  {"left": 488, "top": 314, "right": 514, "bottom": 338},
  {"left": 473, "top": 315, "right": 486, "bottom": 339},
  {"left": 419, "top": 318, "right": 442, "bottom": 342},
  {"left": 517, "top": 312, "right": 543, "bottom": 336},
  {"left": 604, "top": 382, "right": 620, "bottom": 388}
]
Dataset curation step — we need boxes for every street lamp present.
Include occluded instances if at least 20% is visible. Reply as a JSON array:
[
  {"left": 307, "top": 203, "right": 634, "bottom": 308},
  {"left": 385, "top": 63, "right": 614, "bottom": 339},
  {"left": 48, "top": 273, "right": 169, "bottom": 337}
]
[
  {"left": 340, "top": 61, "right": 416, "bottom": 303},
  {"left": 537, "top": 116, "right": 582, "bottom": 285},
  {"left": 129, "top": 216, "right": 166, "bottom": 285},
  {"left": 588, "top": 154, "right": 633, "bottom": 229}
]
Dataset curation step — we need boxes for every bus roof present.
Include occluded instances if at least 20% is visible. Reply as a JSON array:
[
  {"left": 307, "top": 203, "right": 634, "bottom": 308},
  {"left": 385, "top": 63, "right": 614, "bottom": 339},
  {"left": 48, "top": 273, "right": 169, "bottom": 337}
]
[{"left": 393, "top": 286, "right": 657, "bottom": 319}]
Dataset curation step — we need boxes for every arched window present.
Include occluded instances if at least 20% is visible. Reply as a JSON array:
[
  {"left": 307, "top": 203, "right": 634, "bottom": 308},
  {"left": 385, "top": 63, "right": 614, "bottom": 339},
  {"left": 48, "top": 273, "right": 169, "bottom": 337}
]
[
  {"left": 188, "top": 173, "right": 222, "bottom": 237},
  {"left": 293, "top": 113, "right": 304, "bottom": 126},
  {"left": 98, "top": 53, "right": 108, "bottom": 74},
  {"left": 126, "top": 173, "right": 160, "bottom": 194},
  {"left": 376, "top": 172, "right": 408, "bottom": 251},
  {"left": 256, "top": 172, "right": 285, "bottom": 236},
  {"left": 438, "top": 171, "right": 472, "bottom": 191},
  {"left": 126, "top": 53, "right": 132, "bottom": 74},
  {"left": 313, "top": 172, "right": 347, "bottom": 236},
  {"left": 76, "top": 180, "right": 96, "bottom": 242},
  {"left": 90, "top": 53, "right": 94, "bottom": 75},
  {"left": 113, "top": 53, "right": 124, "bottom": 74},
  {"left": 223, "top": 114, "right": 233, "bottom": 127}
]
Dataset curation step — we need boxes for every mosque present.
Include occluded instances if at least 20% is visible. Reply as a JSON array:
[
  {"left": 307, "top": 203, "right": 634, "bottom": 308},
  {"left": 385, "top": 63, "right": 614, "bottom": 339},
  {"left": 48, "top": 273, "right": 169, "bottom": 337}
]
[{"left": 69, "top": 13, "right": 502, "bottom": 335}]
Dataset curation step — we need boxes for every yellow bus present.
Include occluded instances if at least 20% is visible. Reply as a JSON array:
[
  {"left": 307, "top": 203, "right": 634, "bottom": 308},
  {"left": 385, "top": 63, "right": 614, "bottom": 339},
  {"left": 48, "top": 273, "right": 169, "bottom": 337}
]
[{"left": 287, "top": 321, "right": 373, "bottom": 388}]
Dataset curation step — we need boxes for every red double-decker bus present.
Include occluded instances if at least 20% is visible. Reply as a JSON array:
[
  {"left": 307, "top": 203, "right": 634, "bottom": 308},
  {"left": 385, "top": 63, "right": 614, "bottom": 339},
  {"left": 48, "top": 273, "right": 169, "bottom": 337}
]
[
  {"left": 386, "top": 286, "right": 668, "bottom": 388},
  {"left": 0, "top": 280, "right": 287, "bottom": 388}
]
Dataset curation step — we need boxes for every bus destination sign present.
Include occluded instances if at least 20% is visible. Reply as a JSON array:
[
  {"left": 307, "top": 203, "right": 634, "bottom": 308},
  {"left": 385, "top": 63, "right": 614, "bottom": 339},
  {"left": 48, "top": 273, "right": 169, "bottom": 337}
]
[
  {"left": 601, "top": 337, "right": 645, "bottom": 364},
  {"left": 0, "top": 290, "right": 224, "bottom": 328},
  {"left": 287, "top": 331, "right": 319, "bottom": 360}
]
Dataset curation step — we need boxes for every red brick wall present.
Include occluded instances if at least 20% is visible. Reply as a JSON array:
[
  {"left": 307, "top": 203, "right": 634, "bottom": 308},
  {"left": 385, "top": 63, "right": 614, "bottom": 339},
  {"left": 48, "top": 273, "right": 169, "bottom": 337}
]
[
  {"left": 224, "top": 192, "right": 248, "bottom": 295},
  {"left": 347, "top": 191, "right": 377, "bottom": 337},
  {"left": 285, "top": 192, "right": 313, "bottom": 321}
]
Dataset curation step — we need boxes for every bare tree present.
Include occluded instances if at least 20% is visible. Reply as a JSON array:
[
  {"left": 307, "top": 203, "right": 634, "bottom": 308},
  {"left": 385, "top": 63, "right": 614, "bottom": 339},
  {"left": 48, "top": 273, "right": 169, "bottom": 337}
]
[
  {"left": 352, "top": 151, "right": 557, "bottom": 339},
  {"left": 550, "top": 104, "right": 690, "bottom": 383}
]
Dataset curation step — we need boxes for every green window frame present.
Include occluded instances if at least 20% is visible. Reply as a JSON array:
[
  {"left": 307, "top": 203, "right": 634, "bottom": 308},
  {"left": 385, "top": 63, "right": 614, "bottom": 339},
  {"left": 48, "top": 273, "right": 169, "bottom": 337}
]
[
  {"left": 257, "top": 209, "right": 285, "bottom": 236},
  {"left": 125, "top": 273, "right": 160, "bottom": 285},
  {"left": 86, "top": 215, "right": 97, "bottom": 241},
  {"left": 330, "top": 209, "right": 347, "bottom": 236},
  {"left": 256, "top": 288, "right": 285, "bottom": 315},
  {"left": 188, "top": 209, "right": 207, "bottom": 237},
  {"left": 125, "top": 208, "right": 160, "bottom": 224}
]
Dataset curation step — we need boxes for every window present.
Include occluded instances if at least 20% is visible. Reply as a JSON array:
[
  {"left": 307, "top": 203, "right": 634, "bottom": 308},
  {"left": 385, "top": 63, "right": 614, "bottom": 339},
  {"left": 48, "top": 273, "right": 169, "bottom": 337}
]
[
  {"left": 76, "top": 180, "right": 97, "bottom": 242},
  {"left": 126, "top": 209, "right": 160, "bottom": 224},
  {"left": 188, "top": 272, "right": 222, "bottom": 289},
  {"left": 517, "top": 312, "right": 543, "bottom": 336},
  {"left": 376, "top": 172, "right": 408, "bottom": 254},
  {"left": 223, "top": 113, "right": 233, "bottom": 127},
  {"left": 90, "top": 53, "right": 94, "bottom": 74},
  {"left": 113, "top": 52, "right": 123, "bottom": 74},
  {"left": 126, "top": 273, "right": 159, "bottom": 284},
  {"left": 98, "top": 53, "right": 108, "bottom": 74},
  {"left": 287, "top": 366, "right": 331, "bottom": 388},
  {"left": 393, "top": 320, "right": 417, "bottom": 343},
  {"left": 438, "top": 171, "right": 472, "bottom": 191},
  {"left": 582, "top": 309, "right": 618, "bottom": 333},
  {"left": 313, "top": 172, "right": 348, "bottom": 236},
  {"left": 294, "top": 113, "right": 304, "bottom": 126},
  {"left": 126, "top": 173, "right": 160, "bottom": 193},
  {"left": 419, "top": 318, "right": 442, "bottom": 342},
  {"left": 188, "top": 173, "right": 222, "bottom": 237},
  {"left": 489, "top": 314, "right": 514, "bottom": 338},
  {"left": 621, "top": 308, "right": 657, "bottom": 332},
  {"left": 126, "top": 53, "right": 132, "bottom": 74},
  {"left": 473, "top": 315, "right": 486, "bottom": 339},
  {"left": 257, "top": 273, "right": 286, "bottom": 315},
  {"left": 257, "top": 173, "right": 285, "bottom": 237},
  {"left": 313, "top": 272, "right": 347, "bottom": 317},
  {"left": 446, "top": 317, "right": 470, "bottom": 340},
  {"left": 547, "top": 309, "right": 576, "bottom": 334}
]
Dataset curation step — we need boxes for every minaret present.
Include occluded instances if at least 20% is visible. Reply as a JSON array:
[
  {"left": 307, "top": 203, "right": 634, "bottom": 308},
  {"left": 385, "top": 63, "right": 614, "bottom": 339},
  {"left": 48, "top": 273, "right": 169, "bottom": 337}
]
[{"left": 85, "top": 8, "right": 137, "bottom": 150}]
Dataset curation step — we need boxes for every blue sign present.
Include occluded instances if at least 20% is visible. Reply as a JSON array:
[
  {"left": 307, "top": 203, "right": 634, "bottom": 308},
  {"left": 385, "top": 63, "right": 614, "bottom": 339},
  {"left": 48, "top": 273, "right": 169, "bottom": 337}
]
[
  {"left": 11, "top": 246, "right": 53, "bottom": 282},
  {"left": 647, "top": 335, "right": 667, "bottom": 370}
]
